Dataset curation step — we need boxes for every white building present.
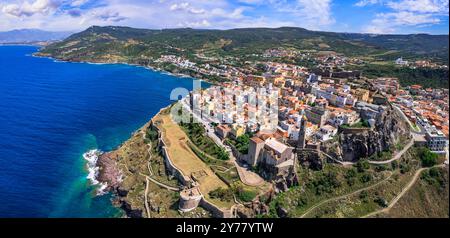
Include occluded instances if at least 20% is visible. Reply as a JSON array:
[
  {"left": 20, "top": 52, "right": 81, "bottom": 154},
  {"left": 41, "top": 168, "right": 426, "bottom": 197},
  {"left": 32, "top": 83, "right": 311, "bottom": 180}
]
[
  {"left": 315, "top": 125, "right": 338, "bottom": 142},
  {"left": 425, "top": 126, "right": 449, "bottom": 153}
]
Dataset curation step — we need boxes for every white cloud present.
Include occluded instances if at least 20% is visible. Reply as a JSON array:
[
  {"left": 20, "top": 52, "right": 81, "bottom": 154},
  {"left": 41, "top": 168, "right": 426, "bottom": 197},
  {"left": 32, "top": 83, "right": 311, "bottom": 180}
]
[
  {"left": 169, "top": 2, "right": 205, "bottom": 14},
  {"left": 387, "top": 0, "right": 448, "bottom": 14},
  {"left": 365, "top": 11, "right": 441, "bottom": 33},
  {"left": 354, "top": 0, "right": 381, "bottom": 7},
  {"left": 2, "top": 0, "right": 62, "bottom": 17},
  {"left": 359, "top": 0, "right": 449, "bottom": 33},
  {"left": 70, "top": 0, "right": 89, "bottom": 7}
]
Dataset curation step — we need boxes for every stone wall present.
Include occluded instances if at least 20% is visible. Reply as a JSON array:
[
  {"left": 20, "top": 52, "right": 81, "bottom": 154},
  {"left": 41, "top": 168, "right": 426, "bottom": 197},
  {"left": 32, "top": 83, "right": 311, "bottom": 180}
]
[
  {"left": 151, "top": 112, "right": 234, "bottom": 218},
  {"left": 200, "top": 198, "right": 233, "bottom": 218}
]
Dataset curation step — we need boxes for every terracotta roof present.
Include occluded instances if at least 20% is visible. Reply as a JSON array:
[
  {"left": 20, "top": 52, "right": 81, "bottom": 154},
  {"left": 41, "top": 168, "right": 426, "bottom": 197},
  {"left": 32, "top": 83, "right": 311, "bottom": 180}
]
[{"left": 250, "top": 136, "right": 265, "bottom": 144}]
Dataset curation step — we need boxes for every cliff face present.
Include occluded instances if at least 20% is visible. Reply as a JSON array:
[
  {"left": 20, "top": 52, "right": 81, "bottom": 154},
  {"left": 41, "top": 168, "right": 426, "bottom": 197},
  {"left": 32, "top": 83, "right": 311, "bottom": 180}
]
[{"left": 323, "top": 105, "right": 411, "bottom": 162}]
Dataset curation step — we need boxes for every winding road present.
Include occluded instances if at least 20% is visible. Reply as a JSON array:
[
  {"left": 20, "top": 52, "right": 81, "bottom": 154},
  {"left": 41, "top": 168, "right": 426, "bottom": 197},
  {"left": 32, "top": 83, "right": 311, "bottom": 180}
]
[
  {"left": 368, "top": 138, "right": 415, "bottom": 165},
  {"left": 362, "top": 164, "right": 446, "bottom": 218},
  {"left": 300, "top": 172, "right": 394, "bottom": 218}
]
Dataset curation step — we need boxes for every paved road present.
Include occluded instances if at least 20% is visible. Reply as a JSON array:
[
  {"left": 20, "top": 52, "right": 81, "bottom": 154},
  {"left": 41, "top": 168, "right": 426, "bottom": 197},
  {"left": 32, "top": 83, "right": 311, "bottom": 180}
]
[
  {"left": 368, "top": 138, "right": 415, "bottom": 165},
  {"left": 393, "top": 105, "right": 423, "bottom": 134}
]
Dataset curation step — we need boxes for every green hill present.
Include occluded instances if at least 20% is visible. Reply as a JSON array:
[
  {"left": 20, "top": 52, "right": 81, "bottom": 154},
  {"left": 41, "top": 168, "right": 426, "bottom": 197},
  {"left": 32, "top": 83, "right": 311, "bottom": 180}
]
[
  {"left": 38, "top": 26, "right": 449, "bottom": 86},
  {"left": 40, "top": 26, "right": 449, "bottom": 60}
]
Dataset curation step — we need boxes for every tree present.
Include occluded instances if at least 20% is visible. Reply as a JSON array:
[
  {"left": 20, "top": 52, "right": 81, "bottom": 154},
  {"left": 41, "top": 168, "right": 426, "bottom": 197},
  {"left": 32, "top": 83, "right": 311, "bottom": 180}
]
[
  {"left": 235, "top": 134, "right": 251, "bottom": 154},
  {"left": 216, "top": 148, "right": 230, "bottom": 161},
  {"left": 209, "top": 187, "right": 233, "bottom": 202},
  {"left": 360, "top": 173, "right": 372, "bottom": 183},
  {"left": 419, "top": 148, "right": 438, "bottom": 167},
  {"left": 356, "top": 160, "right": 370, "bottom": 173},
  {"left": 374, "top": 197, "right": 388, "bottom": 208},
  {"left": 345, "top": 168, "right": 357, "bottom": 186}
]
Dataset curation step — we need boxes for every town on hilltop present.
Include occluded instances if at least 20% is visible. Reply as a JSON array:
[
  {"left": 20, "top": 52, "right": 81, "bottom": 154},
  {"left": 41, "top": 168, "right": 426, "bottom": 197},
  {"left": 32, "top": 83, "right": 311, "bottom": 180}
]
[
  {"left": 38, "top": 26, "right": 450, "bottom": 218},
  {"left": 161, "top": 50, "right": 449, "bottom": 217}
]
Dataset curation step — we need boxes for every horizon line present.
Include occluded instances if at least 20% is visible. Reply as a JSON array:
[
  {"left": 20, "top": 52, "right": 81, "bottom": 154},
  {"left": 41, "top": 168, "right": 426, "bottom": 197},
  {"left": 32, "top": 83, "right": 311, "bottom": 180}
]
[{"left": 1, "top": 25, "right": 449, "bottom": 36}]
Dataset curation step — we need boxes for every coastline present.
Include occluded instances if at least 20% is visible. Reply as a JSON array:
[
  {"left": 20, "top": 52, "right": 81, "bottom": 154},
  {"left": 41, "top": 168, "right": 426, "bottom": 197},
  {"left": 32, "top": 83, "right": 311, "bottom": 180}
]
[
  {"left": 33, "top": 48, "right": 205, "bottom": 217},
  {"left": 92, "top": 107, "right": 172, "bottom": 218},
  {"left": 32, "top": 48, "right": 204, "bottom": 217},
  {"left": 32, "top": 51, "right": 218, "bottom": 86}
]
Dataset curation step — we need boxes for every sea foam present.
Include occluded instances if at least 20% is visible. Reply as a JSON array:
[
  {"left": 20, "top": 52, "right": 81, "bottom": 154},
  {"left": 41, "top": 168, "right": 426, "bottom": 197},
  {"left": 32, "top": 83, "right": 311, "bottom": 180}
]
[{"left": 83, "top": 150, "right": 108, "bottom": 195}]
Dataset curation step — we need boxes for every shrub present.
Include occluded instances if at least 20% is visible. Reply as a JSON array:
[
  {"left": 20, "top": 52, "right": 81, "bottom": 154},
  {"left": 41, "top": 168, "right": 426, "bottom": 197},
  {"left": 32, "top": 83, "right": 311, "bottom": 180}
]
[
  {"left": 235, "top": 134, "right": 251, "bottom": 154},
  {"left": 209, "top": 187, "right": 234, "bottom": 202},
  {"left": 360, "top": 173, "right": 372, "bottom": 183},
  {"left": 374, "top": 197, "right": 388, "bottom": 208},
  {"left": 359, "top": 190, "right": 369, "bottom": 202},
  {"left": 400, "top": 162, "right": 411, "bottom": 174},
  {"left": 418, "top": 148, "right": 438, "bottom": 167},
  {"left": 356, "top": 160, "right": 370, "bottom": 173},
  {"left": 234, "top": 185, "right": 257, "bottom": 203}
]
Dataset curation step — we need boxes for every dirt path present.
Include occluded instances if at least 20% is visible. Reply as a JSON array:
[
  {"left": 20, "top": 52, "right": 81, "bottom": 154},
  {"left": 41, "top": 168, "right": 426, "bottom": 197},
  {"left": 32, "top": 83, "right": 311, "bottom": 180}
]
[
  {"left": 362, "top": 164, "right": 446, "bottom": 218},
  {"left": 144, "top": 177, "right": 151, "bottom": 218},
  {"left": 300, "top": 172, "right": 394, "bottom": 218}
]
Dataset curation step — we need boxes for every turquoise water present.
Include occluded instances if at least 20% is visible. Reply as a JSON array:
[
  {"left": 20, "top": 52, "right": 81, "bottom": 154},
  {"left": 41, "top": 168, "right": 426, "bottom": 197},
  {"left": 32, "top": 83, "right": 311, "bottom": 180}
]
[{"left": 0, "top": 46, "right": 202, "bottom": 217}]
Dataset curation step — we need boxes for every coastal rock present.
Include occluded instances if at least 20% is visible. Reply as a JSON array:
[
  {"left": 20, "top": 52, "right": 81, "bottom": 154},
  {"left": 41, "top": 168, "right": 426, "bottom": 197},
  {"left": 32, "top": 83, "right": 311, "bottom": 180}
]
[{"left": 98, "top": 152, "right": 123, "bottom": 191}]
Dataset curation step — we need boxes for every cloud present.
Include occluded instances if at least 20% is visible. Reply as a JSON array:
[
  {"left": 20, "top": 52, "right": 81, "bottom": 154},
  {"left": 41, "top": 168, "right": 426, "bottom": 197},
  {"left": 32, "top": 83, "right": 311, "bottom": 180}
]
[
  {"left": 354, "top": 0, "right": 381, "bottom": 7},
  {"left": 169, "top": 2, "right": 205, "bottom": 14},
  {"left": 365, "top": 11, "right": 441, "bottom": 33},
  {"left": 67, "top": 9, "right": 82, "bottom": 17},
  {"left": 387, "top": 0, "right": 449, "bottom": 14},
  {"left": 2, "top": 0, "right": 62, "bottom": 17},
  {"left": 70, "top": 0, "right": 89, "bottom": 7},
  {"left": 0, "top": 0, "right": 446, "bottom": 33},
  {"left": 358, "top": 0, "right": 449, "bottom": 33},
  {"left": 94, "top": 11, "right": 127, "bottom": 22}
]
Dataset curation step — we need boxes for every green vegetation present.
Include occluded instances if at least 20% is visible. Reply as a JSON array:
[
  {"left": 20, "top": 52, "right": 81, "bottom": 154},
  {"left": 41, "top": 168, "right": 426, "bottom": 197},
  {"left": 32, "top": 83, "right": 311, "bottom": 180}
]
[
  {"left": 229, "top": 133, "right": 252, "bottom": 154},
  {"left": 341, "top": 120, "right": 370, "bottom": 129},
  {"left": 180, "top": 121, "right": 229, "bottom": 161},
  {"left": 347, "top": 63, "right": 449, "bottom": 89},
  {"left": 421, "top": 167, "right": 446, "bottom": 188},
  {"left": 378, "top": 167, "right": 448, "bottom": 218},
  {"left": 300, "top": 145, "right": 426, "bottom": 218},
  {"left": 369, "top": 150, "right": 393, "bottom": 162},
  {"left": 208, "top": 187, "right": 234, "bottom": 202},
  {"left": 417, "top": 147, "right": 438, "bottom": 167},
  {"left": 40, "top": 26, "right": 449, "bottom": 88},
  {"left": 268, "top": 162, "right": 386, "bottom": 217},
  {"left": 235, "top": 185, "right": 258, "bottom": 203},
  {"left": 208, "top": 183, "right": 258, "bottom": 203}
]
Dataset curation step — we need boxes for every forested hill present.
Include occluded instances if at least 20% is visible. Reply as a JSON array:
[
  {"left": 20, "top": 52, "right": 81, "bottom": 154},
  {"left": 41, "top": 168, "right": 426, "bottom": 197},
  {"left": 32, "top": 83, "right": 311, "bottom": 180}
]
[{"left": 39, "top": 25, "right": 449, "bottom": 67}]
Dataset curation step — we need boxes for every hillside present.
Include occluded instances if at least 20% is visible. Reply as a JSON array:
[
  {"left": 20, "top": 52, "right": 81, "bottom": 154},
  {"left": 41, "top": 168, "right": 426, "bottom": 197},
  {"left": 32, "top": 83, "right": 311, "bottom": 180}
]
[
  {"left": 39, "top": 26, "right": 449, "bottom": 62},
  {"left": 342, "top": 33, "right": 449, "bottom": 62},
  {"left": 37, "top": 26, "right": 449, "bottom": 87},
  {"left": 377, "top": 167, "right": 449, "bottom": 218}
]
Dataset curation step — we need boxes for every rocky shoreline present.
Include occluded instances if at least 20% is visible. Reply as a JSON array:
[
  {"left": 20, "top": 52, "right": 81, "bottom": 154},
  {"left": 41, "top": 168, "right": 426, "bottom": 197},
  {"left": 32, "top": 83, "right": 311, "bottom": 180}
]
[
  {"left": 33, "top": 51, "right": 217, "bottom": 86},
  {"left": 97, "top": 152, "right": 123, "bottom": 192}
]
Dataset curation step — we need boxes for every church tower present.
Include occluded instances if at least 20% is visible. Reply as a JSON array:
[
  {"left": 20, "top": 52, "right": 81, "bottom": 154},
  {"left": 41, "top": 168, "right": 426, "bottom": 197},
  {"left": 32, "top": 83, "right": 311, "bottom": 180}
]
[{"left": 297, "top": 111, "right": 307, "bottom": 150}]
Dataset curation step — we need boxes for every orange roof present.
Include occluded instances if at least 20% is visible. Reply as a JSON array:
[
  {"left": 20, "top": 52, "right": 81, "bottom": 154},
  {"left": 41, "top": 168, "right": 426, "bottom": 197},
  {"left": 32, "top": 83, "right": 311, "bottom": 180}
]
[{"left": 250, "top": 136, "right": 264, "bottom": 144}]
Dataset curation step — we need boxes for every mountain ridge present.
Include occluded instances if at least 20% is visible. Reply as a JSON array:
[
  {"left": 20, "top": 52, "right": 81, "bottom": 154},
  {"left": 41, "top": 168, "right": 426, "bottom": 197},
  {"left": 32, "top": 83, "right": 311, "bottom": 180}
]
[
  {"left": 0, "top": 29, "right": 72, "bottom": 43},
  {"left": 38, "top": 25, "right": 449, "bottom": 69}
]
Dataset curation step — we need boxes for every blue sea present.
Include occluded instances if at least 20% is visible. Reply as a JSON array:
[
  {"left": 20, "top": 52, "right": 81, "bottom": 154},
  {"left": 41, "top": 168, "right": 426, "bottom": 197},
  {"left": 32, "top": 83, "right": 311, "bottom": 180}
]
[{"left": 0, "top": 45, "right": 201, "bottom": 217}]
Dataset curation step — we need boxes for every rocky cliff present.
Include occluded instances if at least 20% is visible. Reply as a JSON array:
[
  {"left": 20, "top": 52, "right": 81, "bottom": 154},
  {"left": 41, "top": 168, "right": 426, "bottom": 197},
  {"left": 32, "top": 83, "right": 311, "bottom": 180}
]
[{"left": 322, "top": 104, "right": 411, "bottom": 162}]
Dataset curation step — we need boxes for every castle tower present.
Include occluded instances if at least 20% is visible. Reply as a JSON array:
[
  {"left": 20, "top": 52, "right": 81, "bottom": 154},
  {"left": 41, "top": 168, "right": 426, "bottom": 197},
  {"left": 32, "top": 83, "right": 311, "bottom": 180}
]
[{"left": 297, "top": 111, "right": 307, "bottom": 150}]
